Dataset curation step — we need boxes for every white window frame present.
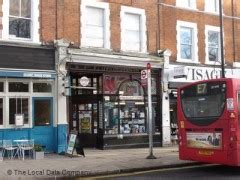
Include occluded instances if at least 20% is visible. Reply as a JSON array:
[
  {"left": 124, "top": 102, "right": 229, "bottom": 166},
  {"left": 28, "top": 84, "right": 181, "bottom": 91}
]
[
  {"left": 0, "top": 79, "right": 54, "bottom": 129},
  {"left": 120, "top": 6, "right": 147, "bottom": 53},
  {"left": 2, "top": 0, "right": 40, "bottom": 43},
  {"left": 176, "top": 0, "right": 197, "bottom": 10},
  {"left": 205, "top": 0, "right": 219, "bottom": 14},
  {"left": 80, "top": 0, "right": 110, "bottom": 49},
  {"left": 205, "top": 25, "right": 221, "bottom": 65},
  {"left": 177, "top": 21, "right": 198, "bottom": 63}
]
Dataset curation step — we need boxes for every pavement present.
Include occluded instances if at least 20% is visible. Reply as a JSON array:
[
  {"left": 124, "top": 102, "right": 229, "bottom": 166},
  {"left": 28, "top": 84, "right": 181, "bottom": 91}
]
[{"left": 0, "top": 145, "right": 200, "bottom": 179}]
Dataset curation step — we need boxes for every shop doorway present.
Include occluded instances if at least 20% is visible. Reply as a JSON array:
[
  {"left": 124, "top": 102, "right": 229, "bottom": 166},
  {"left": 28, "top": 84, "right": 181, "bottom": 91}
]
[
  {"left": 32, "top": 97, "right": 54, "bottom": 152},
  {"left": 69, "top": 73, "right": 103, "bottom": 148}
]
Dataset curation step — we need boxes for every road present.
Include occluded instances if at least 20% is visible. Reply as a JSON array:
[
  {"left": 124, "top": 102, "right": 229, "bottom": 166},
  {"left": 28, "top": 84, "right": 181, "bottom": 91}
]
[{"left": 93, "top": 164, "right": 240, "bottom": 180}]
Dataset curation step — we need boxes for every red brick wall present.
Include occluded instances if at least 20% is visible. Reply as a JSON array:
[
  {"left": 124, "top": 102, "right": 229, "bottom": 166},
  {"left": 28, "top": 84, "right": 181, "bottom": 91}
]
[
  {"left": 159, "top": 0, "right": 240, "bottom": 64},
  {"left": 41, "top": 0, "right": 158, "bottom": 53}
]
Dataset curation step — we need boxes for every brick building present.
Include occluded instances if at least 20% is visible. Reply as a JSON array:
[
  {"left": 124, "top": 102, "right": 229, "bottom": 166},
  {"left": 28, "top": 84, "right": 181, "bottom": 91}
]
[
  {"left": 0, "top": 0, "right": 239, "bottom": 152},
  {"left": 158, "top": 0, "right": 240, "bottom": 145}
]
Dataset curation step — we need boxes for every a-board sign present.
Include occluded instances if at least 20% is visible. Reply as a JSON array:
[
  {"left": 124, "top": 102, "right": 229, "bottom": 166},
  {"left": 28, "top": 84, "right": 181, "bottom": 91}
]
[
  {"left": 67, "top": 131, "right": 77, "bottom": 155},
  {"left": 66, "top": 131, "right": 85, "bottom": 157}
]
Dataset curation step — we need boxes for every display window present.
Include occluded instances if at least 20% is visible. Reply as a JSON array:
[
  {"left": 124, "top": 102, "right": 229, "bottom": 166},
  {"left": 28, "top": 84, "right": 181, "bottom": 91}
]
[{"left": 0, "top": 79, "right": 54, "bottom": 129}]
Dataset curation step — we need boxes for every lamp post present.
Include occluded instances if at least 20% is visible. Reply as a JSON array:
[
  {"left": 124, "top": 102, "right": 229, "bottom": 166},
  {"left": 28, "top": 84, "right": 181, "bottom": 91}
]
[{"left": 219, "top": 0, "right": 225, "bottom": 78}]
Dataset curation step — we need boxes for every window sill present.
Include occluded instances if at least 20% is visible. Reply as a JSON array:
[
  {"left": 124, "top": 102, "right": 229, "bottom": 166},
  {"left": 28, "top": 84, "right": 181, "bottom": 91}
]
[
  {"left": 0, "top": 39, "right": 41, "bottom": 48},
  {"left": 176, "top": 59, "right": 200, "bottom": 64},
  {"left": 0, "top": 125, "right": 32, "bottom": 129}
]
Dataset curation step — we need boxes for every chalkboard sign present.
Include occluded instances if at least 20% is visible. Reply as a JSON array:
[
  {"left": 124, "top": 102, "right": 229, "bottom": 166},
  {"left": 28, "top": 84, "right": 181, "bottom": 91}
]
[{"left": 66, "top": 131, "right": 85, "bottom": 157}]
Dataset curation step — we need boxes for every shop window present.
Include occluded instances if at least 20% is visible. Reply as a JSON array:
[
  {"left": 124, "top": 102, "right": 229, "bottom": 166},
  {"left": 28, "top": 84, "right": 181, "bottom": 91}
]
[
  {"left": 0, "top": 99, "right": 3, "bottom": 125},
  {"left": 103, "top": 75, "right": 127, "bottom": 94},
  {"left": 33, "top": 83, "right": 52, "bottom": 93},
  {"left": 0, "top": 82, "right": 4, "bottom": 92},
  {"left": 9, "top": 98, "right": 29, "bottom": 125},
  {"left": 119, "top": 80, "right": 146, "bottom": 134},
  {"left": 9, "top": 82, "right": 29, "bottom": 92},
  {"left": 104, "top": 96, "right": 118, "bottom": 134},
  {"left": 34, "top": 99, "right": 51, "bottom": 126}
]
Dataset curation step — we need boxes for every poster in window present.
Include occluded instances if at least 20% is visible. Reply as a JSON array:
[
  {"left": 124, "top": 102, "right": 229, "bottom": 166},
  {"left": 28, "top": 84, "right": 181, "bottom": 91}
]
[
  {"left": 79, "top": 113, "right": 91, "bottom": 133},
  {"left": 15, "top": 114, "right": 24, "bottom": 126}
]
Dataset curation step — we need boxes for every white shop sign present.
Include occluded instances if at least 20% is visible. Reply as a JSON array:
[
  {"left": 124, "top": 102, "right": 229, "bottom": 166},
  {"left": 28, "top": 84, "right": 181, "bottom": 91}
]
[{"left": 169, "top": 65, "right": 240, "bottom": 82}]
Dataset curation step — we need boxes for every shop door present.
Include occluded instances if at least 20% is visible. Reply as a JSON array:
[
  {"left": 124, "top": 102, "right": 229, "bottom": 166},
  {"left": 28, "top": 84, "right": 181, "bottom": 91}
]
[
  {"left": 32, "top": 97, "right": 54, "bottom": 152},
  {"left": 71, "top": 98, "right": 99, "bottom": 148}
]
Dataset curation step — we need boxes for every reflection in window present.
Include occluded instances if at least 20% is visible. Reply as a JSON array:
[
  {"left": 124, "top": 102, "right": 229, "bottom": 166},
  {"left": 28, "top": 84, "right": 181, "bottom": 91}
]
[
  {"left": 34, "top": 99, "right": 51, "bottom": 126},
  {"left": 9, "top": 82, "right": 29, "bottom": 92},
  {"left": 104, "top": 96, "right": 118, "bottom": 134},
  {"left": 208, "top": 31, "right": 220, "bottom": 62},
  {"left": 180, "top": 27, "right": 193, "bottom": 60},
  {"left": 9, "top": 98, "right": 28, "bottom": 124},
  {"left": 9, "top": 0, "right": 31, "bottom": 39},
  {"left": 33, "top": 83, "right": 52, "bottom": 93}
]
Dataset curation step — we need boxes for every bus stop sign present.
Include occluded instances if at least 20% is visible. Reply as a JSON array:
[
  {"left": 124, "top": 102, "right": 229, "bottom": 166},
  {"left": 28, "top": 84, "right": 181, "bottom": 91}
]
[{"left": 141, "top": 69, "right": 147, "bottom": 86}]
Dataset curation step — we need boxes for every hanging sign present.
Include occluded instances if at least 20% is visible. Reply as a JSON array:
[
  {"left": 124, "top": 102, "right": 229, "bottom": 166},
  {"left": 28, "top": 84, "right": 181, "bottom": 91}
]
[{"left": 80, "top": 76, "right": 89, "bottom": 87}]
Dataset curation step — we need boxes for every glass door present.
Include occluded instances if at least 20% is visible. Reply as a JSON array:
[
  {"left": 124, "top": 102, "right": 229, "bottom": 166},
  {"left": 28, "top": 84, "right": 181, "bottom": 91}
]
[{"left": 32, "top": 97, "right": 54, "bottom": 152}]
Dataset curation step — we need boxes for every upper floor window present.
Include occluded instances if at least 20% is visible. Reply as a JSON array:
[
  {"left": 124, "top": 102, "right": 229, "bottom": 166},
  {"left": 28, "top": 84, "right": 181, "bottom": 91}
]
[
  {"left": 121, "top": 6, "right": 147, "bottom": 53},
  {"left": 2, "top": 0, "right": 39, "bottom": 42},
  {"left": 177, "top": 21, "right": 198, "bottom": 63},
  {"left": 176, "top": 0, "right": 196, "bottom": 9},
  {"left": 205, "top": 0, "right": 219, "bottom": 13},
  {"left": 81, "top": 0, "right": 110, "bottom": 49},
  {"left": 205, "top": 25, "right": 221, "bottom": 64}
]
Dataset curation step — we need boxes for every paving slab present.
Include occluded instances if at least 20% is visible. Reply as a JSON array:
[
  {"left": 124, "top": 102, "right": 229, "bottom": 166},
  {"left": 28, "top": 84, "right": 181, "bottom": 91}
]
[{"left": 0, "top": 146, "right": 199, "bottom": 179}]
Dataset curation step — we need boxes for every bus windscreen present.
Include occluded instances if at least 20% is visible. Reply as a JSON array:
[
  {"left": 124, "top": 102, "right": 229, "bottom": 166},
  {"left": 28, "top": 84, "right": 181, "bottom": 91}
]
[{"left": 180, "top": 82, "right": 226, "bottom": 126}]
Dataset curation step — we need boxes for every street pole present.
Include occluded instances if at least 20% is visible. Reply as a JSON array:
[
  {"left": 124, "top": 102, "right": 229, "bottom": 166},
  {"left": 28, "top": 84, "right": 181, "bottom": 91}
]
[
  {"left": 146, "top": 63, "right": 156, "bottom": 159},
  {"left": 219, "top": 0, "right": 225, "bottom": 78}
]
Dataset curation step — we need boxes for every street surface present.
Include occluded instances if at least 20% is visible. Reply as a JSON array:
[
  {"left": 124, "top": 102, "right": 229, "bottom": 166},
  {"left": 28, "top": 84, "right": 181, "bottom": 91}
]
[{"left": 94, "top": 164, "right": 240, "bottom": 180}]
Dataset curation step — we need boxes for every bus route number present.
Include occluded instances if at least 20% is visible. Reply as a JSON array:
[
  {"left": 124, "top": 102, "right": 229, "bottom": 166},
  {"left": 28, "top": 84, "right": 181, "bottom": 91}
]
[{"left": 197, "top": 83, "right": 207, "bottom": 94}]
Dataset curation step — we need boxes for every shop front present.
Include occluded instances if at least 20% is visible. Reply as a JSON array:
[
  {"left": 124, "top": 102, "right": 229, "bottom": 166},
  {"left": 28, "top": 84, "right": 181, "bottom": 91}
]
[
  {"left": 0, "top": 44, "right": 63, "bottom": 153},
  {"left": 68, "top": 63, "right": 162, "bottom": 149}
]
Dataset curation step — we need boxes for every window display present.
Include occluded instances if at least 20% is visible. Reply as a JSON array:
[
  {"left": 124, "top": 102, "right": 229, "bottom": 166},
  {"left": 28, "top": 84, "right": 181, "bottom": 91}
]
[
  {"left": 119, "top": 101, "right": 146, "bottom": 134},
  {"left": 104, "top": 96, "right": 118, "bottom": 134}
]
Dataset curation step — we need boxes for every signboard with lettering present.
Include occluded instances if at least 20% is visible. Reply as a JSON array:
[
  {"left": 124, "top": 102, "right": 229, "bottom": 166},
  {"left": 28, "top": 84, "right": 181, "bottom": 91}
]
[{"left": 169, "top": 65, "right": 240, "bottom": 82}]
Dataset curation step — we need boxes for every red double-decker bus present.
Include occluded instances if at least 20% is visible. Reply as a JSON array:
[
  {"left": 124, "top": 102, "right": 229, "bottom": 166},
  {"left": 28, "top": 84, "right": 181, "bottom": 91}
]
[{"left": 178, "top": 78, "right": 240, "bottom": 166}]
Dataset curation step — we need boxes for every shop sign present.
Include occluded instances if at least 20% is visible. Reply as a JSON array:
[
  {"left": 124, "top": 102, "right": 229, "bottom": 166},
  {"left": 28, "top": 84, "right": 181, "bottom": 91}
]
[
  {"left": 80, "top": 76, "right": 89, "bottom": 87},
  {"left": 119, "top": 96, "right": 144, "bottom": 101},
  {"left": 169, "top": 65, "right": 240, "bottom": 82}
]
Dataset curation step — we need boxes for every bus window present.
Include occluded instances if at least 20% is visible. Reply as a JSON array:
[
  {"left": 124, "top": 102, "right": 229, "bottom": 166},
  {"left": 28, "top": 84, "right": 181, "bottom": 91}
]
[{"left": 180, "top": 82, "right": 226, "bottom": 126}]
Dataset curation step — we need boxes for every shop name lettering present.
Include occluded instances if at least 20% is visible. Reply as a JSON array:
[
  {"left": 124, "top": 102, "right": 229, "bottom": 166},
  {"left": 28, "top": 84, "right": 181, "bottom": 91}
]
[{"left": 185, "top": 68, "right": 229, "bottom": 81}]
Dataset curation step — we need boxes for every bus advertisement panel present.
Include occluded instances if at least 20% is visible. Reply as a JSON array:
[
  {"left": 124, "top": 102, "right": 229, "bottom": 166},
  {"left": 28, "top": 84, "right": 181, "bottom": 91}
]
[{"left": 178, "top": 78, "right": 240, "bottom": 166}]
